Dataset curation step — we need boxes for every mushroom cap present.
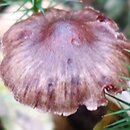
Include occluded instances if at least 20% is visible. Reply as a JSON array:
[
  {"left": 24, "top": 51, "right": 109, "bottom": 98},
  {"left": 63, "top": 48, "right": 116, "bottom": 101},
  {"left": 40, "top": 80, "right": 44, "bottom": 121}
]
[{"left": 1, "top": 7, "right": 130, "bottom": 115}]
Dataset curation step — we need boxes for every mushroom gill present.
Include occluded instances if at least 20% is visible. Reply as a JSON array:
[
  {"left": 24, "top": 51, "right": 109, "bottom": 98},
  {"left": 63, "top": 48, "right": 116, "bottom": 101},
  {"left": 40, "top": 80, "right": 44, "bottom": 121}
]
[{"left": 1, "top": 7, "right": 130, "bottom": 116}]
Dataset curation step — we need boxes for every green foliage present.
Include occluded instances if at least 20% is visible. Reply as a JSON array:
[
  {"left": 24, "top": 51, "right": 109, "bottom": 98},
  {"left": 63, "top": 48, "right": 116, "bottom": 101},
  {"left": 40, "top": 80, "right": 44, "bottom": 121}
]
[
  {"left": 0, "top": 0, "right": 45, "bottom": 21},
  {"left": 105, "top": 93, "right": 130, "bottom": 130}
]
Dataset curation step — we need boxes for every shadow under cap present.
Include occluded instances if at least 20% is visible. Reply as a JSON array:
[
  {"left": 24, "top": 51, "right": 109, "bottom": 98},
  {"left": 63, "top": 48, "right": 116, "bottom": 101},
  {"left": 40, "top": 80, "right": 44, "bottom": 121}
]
[{"left": 1, "top": 7, "right": 130, "bottom": 116}]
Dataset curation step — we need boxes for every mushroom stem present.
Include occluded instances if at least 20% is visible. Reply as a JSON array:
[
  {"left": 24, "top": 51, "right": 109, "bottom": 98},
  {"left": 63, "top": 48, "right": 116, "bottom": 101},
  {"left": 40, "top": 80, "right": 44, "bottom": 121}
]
[{"left": 68, "top": 106, "right": 106, "bottom": 130}]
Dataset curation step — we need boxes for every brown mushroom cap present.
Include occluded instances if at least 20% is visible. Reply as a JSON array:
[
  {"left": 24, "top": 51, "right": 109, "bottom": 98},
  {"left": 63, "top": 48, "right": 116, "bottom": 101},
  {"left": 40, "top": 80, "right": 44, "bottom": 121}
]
[{"left": 1, "top": 7, "right": 130, "bottom": 115}]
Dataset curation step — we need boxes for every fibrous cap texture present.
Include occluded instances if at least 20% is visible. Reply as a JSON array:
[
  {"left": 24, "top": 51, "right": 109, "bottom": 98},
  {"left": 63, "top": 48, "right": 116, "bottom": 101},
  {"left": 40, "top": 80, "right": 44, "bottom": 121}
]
[{"left": 1, "top": 7, "right": 130, "bottom": 115}]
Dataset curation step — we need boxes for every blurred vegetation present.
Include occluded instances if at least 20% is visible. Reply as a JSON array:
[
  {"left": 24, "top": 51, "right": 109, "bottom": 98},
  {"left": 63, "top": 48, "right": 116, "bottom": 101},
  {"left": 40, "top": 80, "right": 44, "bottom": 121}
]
[{"left": 91, "top": 0, "right": 130, "bottom": 38}]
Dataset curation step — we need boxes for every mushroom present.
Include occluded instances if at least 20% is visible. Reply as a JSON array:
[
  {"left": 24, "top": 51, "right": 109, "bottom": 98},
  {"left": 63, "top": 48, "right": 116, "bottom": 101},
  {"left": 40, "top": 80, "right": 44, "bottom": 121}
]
[{"left": 1, "top": 7, "right": 130, "bottom": 116}]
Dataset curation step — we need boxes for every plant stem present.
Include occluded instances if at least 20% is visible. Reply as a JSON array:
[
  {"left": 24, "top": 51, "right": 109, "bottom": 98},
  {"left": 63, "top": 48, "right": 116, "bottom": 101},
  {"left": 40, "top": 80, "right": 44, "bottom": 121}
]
[{"left": 31, "top": 0, "right": 42, "bottom": 13}]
